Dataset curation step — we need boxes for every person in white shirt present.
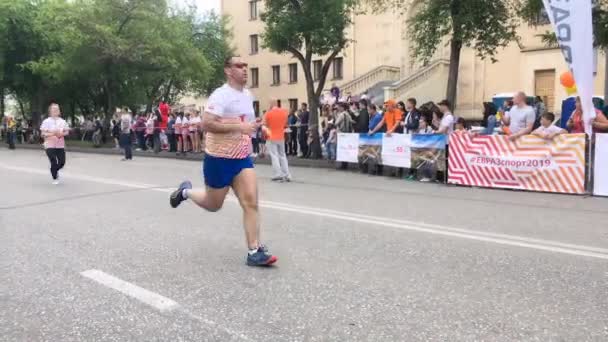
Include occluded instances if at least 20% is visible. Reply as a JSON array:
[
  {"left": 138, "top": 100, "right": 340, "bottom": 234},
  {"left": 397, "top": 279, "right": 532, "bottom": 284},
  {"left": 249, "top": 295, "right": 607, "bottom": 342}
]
[
  {"left": 189, "top": 111, "right": 202, "bottom": 153},
  {"left": 169, "top": 55, "right": 277, "bottom": 267},
  {"left": 532, "top": 112, "right": 566, "bottom": 140},
  {"left": 435, "top": 99, "right": 455, "bottom": 136},
  {"left": 502, "top": 91, "right": 536, "bottom": 141},
  {"left": 40, "top": 103, "right": 70, "bottom": 184},
  {"left": 119, "top": 111, "right": 133, "bottom": 161}
]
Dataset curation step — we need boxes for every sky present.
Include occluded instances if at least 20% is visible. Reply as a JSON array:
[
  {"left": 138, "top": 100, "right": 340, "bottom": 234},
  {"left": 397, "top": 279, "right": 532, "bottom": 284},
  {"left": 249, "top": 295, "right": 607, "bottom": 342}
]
[{"left": 171, "top": 0, "right": 221, "bottom": 16}]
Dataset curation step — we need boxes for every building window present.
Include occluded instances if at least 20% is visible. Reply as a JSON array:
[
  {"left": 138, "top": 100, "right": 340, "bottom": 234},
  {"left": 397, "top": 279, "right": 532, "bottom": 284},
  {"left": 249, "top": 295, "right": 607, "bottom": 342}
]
[
  {"left": 249, "top": 0, "right": 258, "bottom": 20},
  {"left": 272, "top": 65, "right": 281, "bottom": 85},
  {"left": 289, "top": 63, "right": 298, "bottom": 84},
  {"left": 250, "top": 67, "right": 259, "bottom": 88},
  {"left": 250, "top": 35, "right": 259, "bottom": 55},
  {"left": 289, "top": 99, "right": 298, "bottom": 111},
  {"left": 253, "top": 101, "right": 260, "bottom": 117},
  {"left": 277, "top": 99, "right": 282, "bottom": 108},
  {"left": 332, "top": 57, "right": 343, "bottom": 80},
  {"left": 313, "top": 60, "right": 322, "bottom": 81}
]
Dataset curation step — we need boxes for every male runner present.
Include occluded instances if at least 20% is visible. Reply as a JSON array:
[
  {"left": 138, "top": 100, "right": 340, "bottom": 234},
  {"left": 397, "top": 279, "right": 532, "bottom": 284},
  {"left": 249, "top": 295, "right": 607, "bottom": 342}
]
[{"left": 169, "top": 56, "right": 277, "bottom": 267}]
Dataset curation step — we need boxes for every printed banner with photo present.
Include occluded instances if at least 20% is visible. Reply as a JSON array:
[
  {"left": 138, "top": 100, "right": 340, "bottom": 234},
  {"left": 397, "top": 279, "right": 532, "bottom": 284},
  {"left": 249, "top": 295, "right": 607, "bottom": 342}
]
[
  {"left": 593, "top": 133, "right": 608, "bottom": 196},
  {"left": 337, "top": 133, "right": 447, "bottom": 170},
  {"left": 448, "top": 133, "right": 586, "bottom": 194},
  {"left": 410, "top": 134, "right": 448, "bottom": 175},
  {"left": 381, "top": 134, "right": 412, "bottom": 168},
  {"left": 336, "top": 133, "right": 359, "bottom": 163},
  {"left": 358, "top": 133, "right": 383, "bottom": 165}
]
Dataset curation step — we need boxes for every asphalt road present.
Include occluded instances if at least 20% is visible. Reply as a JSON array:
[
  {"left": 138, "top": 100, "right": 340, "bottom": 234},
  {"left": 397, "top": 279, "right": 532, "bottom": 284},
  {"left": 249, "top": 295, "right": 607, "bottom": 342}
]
[{"left": 1, "top": 148, "right": 608, "bottom": 342}]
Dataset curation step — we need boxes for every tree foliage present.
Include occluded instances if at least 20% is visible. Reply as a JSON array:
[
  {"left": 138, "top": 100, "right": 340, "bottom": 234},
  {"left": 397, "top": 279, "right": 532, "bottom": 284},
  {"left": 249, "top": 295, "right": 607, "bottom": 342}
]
[
  {"left": 0, "top": 0, "right": 230, "bottom": 123},
  {"left": 366, "top": 0, "right": 519, "bottom": 107},
  {"left": 520, "top": 0, "right": 608, "bottom": 50},
  {"left": 261, "top": 0, "right": 358, "bottom": 158}
]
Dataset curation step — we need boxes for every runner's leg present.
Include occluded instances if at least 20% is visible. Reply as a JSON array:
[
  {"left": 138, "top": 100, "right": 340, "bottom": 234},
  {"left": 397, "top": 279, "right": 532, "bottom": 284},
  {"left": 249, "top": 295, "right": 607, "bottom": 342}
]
[
  {"left": 186, "top": 186, "right": 230, "bottom": 212},
  {"left": 231, "top": 168, "right": 260, "bottom": 249}
]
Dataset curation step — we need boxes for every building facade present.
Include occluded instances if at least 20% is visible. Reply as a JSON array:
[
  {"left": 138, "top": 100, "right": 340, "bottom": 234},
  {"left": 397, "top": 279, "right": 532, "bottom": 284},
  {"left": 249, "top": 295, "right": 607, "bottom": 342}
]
[{"left": 221, "top": 0, "right": 606, "bottom": 119}]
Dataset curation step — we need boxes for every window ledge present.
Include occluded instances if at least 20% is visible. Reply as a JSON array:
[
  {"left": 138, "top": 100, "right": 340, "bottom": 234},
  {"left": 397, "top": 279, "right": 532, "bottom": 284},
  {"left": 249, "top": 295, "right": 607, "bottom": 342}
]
[
  {"left": 270, "top": 83, "right": 280, "bottom": 87},
  {"left": 288, "top": 81, "right": 298, "bottom": 85}
]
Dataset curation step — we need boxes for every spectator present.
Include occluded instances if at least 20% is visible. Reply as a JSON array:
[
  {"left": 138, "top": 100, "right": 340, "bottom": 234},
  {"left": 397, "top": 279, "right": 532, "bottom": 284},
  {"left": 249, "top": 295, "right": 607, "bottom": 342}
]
[
  {"left": 382, "top": 99, "right": 403, "bottom": 136},
  {"left": 287, "top": 109, "right": 298, "bottom": 155},
  {"left": 330, "top": 83, "right": 340, "bottom": 102},
  {"left": 135, "top": 113, "right": 147, "bottom": 151},
  {"left": 364, "top": 103, "right": 384, "bottom": 175},
  {"left": 481, "top": 102, "right": 498, "bottom": 135},
  {"left": 533, "top": 96, "right": 546, "bottom": 130},
  {"left": 298, "top": 103, "right": 310, "bottom": 158},
  {"left": 119, "top": 111, "right": 133, "bottom": 161},
  {"left": 167, "top": 113, "right": 177, "bottom": 152},
  {"left": 159, "top": 100, "right": 169, "bottom": 131},
  {"left": 190, "top": 110, "right": 202, "bottom": 153},
  {"left": 355, "top": 99, "right": 369, "bottom": 133},
  {"left": 6, "top": 114, "right": 17, "bottom": 149},
  {"left": 402, "top": 98, "right": 421, "bottom": 134},
  {"left": 592, "top": 107, "right": 608, "bottom": 133},
  {"left": 111, "top": 119, "right": 120, "bottom": 148},
  {"left": 325, "top": 122, "right": 337, "bottom": 161},
  {"left": 153, "top": 109, "right": 162, "bottom": 153},
  {"left": 567, "top": 97, "right": 585, "bottom": 134},
  {"left": 455, "top": 117, "right": 467, "bottom": 132},
  {"left": 501, "top": 91, "right": 535, "bottom": 141},
  {"left": 335, "top": 102, "right": 354, "bottom": 170},
  {"left": 435, "top": 99, "right": 455, "bottom": 135},
  {"left": 532, "top": 112, "right": 566, "bottom": 140},
  {"left": 175, "top": 112, "right": 184, "bottom": 155},
  {"left": 265, "top": 101, "right": 291, "bottom": 182},
  {"left": 182, "top": 111, "right": 191, "bottom": 153},
  {"left": 417, "top": 115, "right": 433, "bottom": 134}
]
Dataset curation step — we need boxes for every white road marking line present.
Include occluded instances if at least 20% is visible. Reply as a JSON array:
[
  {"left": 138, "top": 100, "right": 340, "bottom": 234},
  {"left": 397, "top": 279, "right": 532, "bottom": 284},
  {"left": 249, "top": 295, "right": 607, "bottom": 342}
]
[
  {"left": 81, "top": 269, "right": 179, "bottom": 312},
  {"left": 80, "top": 269, "right": 255, "bottom": 341},
  {"left": 3, "top": 164, "right": 608, "bottom": 261}
]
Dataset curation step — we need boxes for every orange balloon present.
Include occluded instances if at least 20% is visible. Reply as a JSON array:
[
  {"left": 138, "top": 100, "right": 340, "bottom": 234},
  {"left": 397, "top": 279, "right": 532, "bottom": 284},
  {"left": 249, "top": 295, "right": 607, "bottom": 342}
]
[{"left": 560, "top": 71, "right": 575, "bottom": 88}]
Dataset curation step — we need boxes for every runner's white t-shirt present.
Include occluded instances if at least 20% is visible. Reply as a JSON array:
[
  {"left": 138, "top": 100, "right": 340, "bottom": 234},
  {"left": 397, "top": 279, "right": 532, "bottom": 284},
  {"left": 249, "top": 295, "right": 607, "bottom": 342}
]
[
  {"left": 40, "top": 117, "right": 69, "bottom": 149},
  {"left": 205, "top": 84, "right": 255, "bottom": 158}
]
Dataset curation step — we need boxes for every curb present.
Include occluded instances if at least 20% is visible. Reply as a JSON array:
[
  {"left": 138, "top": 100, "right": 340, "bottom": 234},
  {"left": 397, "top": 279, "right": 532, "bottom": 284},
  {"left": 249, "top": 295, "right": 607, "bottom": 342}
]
[{"left": 1, "top": 143, "right": 336, "bottom": 169}]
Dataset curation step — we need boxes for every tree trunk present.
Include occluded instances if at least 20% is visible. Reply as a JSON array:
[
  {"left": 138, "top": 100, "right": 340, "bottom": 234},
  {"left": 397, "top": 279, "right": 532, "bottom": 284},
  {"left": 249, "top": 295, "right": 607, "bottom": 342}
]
[
  {"left": 446, "top": 39, "right": 462, "bottom": 109},
  {"left": 303, "top": 61, "right": 322, "bottom": 159}
]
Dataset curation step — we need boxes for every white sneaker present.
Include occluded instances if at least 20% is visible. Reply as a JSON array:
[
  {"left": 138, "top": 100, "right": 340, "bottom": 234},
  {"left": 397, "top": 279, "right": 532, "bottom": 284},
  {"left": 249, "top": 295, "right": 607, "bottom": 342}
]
[
  {"left": 420, "top": 178, "right": 431, "bottom": 182},
  {"left": 52, "top": 180, "right": 59, "bottom": 185}
]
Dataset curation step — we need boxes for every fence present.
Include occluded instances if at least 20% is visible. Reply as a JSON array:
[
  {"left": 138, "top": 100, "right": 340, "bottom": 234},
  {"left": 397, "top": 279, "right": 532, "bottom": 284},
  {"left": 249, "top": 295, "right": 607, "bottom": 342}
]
[{"left": 337, "top": 132, "right": 608, "bottom": 197}]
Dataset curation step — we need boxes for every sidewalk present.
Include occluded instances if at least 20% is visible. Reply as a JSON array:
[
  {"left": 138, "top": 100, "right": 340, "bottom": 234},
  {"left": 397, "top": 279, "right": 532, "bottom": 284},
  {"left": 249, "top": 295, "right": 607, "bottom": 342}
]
[{"left": 1, "top": 142, "right": 336, "bottom": 169}]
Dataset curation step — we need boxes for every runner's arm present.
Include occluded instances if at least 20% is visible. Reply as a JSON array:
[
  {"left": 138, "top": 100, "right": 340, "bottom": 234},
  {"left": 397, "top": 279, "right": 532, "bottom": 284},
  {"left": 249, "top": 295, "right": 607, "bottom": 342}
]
[{"left": 202, "top": 112, "right": 251, "bottom": 134}]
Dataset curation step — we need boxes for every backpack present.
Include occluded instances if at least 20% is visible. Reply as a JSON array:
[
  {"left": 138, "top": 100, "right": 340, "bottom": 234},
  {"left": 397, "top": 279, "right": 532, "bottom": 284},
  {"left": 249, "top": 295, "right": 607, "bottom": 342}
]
[{"left": 338, "top": 112, "right": 352, "bottom": 133}]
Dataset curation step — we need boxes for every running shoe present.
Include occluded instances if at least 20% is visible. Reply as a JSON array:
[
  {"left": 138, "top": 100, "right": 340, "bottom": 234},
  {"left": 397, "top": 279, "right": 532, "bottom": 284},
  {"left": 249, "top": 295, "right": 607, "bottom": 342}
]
[
  {"left": 170, "top": 180, "right": 192, "bottom": 208},
  {"left": 246, "top": 246, "right": 278, "bottom": 266}
]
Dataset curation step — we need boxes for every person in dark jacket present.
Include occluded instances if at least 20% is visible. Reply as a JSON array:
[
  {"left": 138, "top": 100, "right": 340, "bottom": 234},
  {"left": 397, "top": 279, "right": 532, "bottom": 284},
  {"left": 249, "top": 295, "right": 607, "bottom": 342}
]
[
  {"left": 355, "top": 99, "right": 370, "bottom": 133},
  {"left": 402, "top": 98, "right": 421, "bottom": 134}
]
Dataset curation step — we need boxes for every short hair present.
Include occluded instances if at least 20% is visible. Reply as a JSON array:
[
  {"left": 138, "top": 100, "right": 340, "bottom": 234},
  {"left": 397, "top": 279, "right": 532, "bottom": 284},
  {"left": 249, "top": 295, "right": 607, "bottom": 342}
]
[
  {"left": 360, "top": 99, "right": 368, "bottom": 107},
  {"left": 302, "top": 103, "right": 308, "bottom": 107},
  {"left": 407, "top": 98, "right": 417, "bottom": 107},
  {"left": 456, "top": 117, "right": 466, "bottom": 125},
  {"left": 223, "top": 56, "right": 234, "bottom": 67},
  {"left": 368, "top": 104, "right": 377, "bottom": 112},
  {"left": 542, "top": 112, "right": 555, "bottom": 122}
]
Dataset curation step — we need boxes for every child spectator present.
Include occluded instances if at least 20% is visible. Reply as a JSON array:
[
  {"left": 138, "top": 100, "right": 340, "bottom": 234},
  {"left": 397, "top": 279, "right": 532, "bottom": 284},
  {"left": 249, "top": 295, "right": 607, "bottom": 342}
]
[
  {"left": 532, "top": 112, "right": 566, "bottom": 140},
  {"left": 417, "top": 116, "right": 434, "bottom": 134},
  {"left": 455, "top": 117, "right": 467, "bottom": 132}
]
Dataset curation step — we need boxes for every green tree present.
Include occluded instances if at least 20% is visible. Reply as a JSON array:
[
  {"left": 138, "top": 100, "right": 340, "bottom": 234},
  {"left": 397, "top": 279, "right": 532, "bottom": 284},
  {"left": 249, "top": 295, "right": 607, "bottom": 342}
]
[
  {"left": 261, "top": 0, "right": 358, "bottom": 158},
  {"left": 367, "top": 0, "right": 519, "bottom": 108},
  {"left": 519, "top": 0, "right": 608, "bottom": 101}
]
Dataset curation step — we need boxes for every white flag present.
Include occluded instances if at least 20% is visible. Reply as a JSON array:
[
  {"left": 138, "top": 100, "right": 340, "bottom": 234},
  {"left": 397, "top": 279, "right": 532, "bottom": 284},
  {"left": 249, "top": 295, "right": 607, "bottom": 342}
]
[{"left": 542, "top": 0, "right": 596, "bottom": 134}]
